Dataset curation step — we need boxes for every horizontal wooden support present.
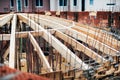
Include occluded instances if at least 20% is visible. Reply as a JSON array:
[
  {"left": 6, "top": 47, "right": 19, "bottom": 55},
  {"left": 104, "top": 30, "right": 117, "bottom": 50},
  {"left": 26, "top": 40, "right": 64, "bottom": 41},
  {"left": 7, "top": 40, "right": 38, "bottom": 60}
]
[
  {"left": 18, "top": 14, "right": 90, "bottom": 70},
  {"left": 0, "top": 14, "right": 8, "bottom": 18},
  {"left": 40, "top": 70, "right": 63, "bottom": 80},
  {"left": 0, "top": 14, "right": 13, "bottom": 27},
  {"left": 28, "top": 14, "right": 119, "bottom": 56},
  {"left": 9, "top": 14, "right": 17, "bottom": 68},
  {"left": 0, "top": 34, "right": 11, "bottom": 41},
  {"left": 0, "top": 30, "right": 55, "bottom": 41},
  {"left": 28, "top": 32, "right": 53, "bottom": 72},
  {"left": 54, "top": 30, "right": 107, "bottom": 63},
  {"left": 0, "top": 15, "right": 4, "bottom": 18}
]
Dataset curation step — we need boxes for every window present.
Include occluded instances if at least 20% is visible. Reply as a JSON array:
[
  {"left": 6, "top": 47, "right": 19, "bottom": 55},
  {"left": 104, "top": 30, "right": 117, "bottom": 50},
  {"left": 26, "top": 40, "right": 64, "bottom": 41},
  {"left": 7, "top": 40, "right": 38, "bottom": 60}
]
[
  {"left": 59, "top": 0, "right": 67, "bottom": 6},
  {"left": 24, "top": 0, "right": 28, "bottom": 7},
  {"left": 90, "top": 0, "right": 94, "bottom": 5},
  {"left": 107, "top": 3, "right": 115, "bottom": 6},
  {"left": 36, "top": 0, "right": 43, "bottom": 7},
  {"left": 74, "top": 0, "right": 77, "bottom": 6},
  {"left": 10, "top": 0, "right": 14, "bottom": 7}
]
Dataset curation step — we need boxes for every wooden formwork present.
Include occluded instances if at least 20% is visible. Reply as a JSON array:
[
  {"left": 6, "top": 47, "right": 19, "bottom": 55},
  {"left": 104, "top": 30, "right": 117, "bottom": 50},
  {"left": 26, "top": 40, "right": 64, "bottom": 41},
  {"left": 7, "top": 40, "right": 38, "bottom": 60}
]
[
  {"left": 40, "top": 71, "right": 63, "bottom": 80},
  {"left": 0, "top": 13, "right": 120, "bottom": 80}
]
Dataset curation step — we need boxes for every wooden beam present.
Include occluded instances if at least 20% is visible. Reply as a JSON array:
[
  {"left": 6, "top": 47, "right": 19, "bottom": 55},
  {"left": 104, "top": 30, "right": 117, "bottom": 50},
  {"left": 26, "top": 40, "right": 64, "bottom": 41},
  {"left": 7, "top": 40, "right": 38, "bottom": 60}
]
[
  {"left": 54, "top": 30, "right": 107, "bottom": 63},
  {"left": 9, "top": 14, "right": 17, "bottom": 68},
  {"left": 65, "top": 28, "right": 119, "bottom": 56},
  {"left": 0, "top": 14, "right": 8, "bottom": 18},
  {"left": 3, "top": 46, "right": 10, "bottom": 59},
  {"left": 72, "top": 26, "right": 119, "bottom": 50},
  {"left": 0, "top": 30, "right": 54, "bottom": 41},
  {"left": 28, "top": 32, "right": 53, "bottom": 72},
  {"left": 0, "top": 14, "right": 13, "bottom": 27},
  {"left": 37, "top": 14, "right": 120, "bottom": 50},
  {"left": 16, "top": 31, "right": 43, "bottom": 38},
  {"left": 28, "top": 14, "right": 119, "bottom": 56},
  {"left": 0, "top": 34, "right": 11, "bottom": 41},
  {"left": 74, "top": 23, "right": 120, "bottom": 48},
  {"left": 18, "top": 14, "right": 90, "bottom": 70}
]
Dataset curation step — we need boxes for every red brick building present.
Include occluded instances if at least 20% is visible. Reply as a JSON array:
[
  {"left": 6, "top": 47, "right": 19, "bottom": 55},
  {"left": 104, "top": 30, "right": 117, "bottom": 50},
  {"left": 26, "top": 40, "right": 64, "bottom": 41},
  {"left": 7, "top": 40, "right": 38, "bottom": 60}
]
[{"left": 0, "top": 0, "right": 50, "bottom": 13}]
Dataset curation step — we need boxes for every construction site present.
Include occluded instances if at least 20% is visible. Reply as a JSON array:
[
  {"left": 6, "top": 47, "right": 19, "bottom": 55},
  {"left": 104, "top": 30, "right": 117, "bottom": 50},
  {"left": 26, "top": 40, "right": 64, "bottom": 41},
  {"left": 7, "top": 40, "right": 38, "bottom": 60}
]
[{"left": 0, "top": 0, "right": 120, "bottom": 80}]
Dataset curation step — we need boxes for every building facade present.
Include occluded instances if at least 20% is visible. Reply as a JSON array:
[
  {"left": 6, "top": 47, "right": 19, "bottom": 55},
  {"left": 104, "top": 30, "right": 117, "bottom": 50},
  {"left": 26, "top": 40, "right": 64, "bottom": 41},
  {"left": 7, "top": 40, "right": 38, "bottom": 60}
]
[
  {"left": 85, "top": 0, "right": 120, "bottom": 11},
  {"left": 50, "top": 0, "right": 120, "bottom": 12},
  {"left": 0, "top": 0, "right": 50, "bottom": 13},
  {"left": 0, "top": 0, "right": 120, "bottom": 13}
]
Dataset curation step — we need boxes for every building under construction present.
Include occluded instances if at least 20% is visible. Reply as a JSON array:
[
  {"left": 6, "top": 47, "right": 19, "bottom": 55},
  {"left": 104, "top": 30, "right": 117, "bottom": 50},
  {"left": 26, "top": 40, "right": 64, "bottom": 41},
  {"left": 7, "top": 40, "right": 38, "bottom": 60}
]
[{"left": 0, "top": 0, "right": 120, "bottom": 80}]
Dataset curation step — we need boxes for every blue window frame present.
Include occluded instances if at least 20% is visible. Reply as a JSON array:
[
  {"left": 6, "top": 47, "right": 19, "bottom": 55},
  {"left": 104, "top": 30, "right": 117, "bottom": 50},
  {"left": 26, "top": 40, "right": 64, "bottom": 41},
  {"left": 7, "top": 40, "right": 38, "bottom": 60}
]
[{"left": 90, "top": 0, "right": 94, "bottom": 5}]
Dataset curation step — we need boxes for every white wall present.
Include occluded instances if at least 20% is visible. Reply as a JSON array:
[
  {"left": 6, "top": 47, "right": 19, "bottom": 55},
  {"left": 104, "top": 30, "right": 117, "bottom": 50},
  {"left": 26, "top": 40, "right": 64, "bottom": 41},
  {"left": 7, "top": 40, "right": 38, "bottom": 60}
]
[
  {"left": 70, "top": 0, "right": 82, "bottom": 12},
  {"left": 50, "top": 0, "right": 82, "bottom": 12},
  {"left": 50, "top": 0, "right": 55, "bottom": 11},
  {"left": 50, "top": 0, "right": 120, "bottom": 12},
  {"left": 113, "top": 0, "right": 120, "bottom": 12},
  {"left": 85, "top": 0, "right": 120, "bottom": 12},
  {"left": 50, "top": 0, "right": 69, "bottom": 11}
]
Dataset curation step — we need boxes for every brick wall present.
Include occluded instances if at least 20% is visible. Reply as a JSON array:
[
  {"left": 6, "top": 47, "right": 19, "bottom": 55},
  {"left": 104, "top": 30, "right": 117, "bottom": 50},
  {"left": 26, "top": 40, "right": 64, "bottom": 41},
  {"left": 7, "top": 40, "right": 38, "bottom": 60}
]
[
  {"left": 51, "top": 11, "right": 120, "bottom": 29},
  {"left": 0, "top": 0, "right": 10, "bottom": 13}
]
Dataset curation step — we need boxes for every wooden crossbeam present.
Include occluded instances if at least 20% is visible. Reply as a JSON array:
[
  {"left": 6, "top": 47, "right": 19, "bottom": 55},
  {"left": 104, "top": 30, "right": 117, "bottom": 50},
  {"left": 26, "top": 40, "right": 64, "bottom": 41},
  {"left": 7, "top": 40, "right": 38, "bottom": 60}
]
[
  {"left": 18, "top": 14, "right": 90, "bottom": 70},
  {"left": 0, "top": 15, "right": 4, "bottom": 18},
  {"left": 0, "top": 30, "right": 55, "bottom": 41},
  {"left": 0, "top": 14, "right": 8, "bottom": 18},
  {"left": 28, "top": 14, "right": 119, "bottom": 56},
  {"left": 0, "top": 14, "right": 13, "bottom": 27},
  {"left": 54, "top": 30, "right": 107, "bottom": 63},
  {"left": 9, "top": 14, "right": 17, "bottom": 68},
  {"left": 28, "top": 32, "right": 53, "bottom": 72},
  {"left": 0, "top": 34, "right": 11, "bottom": 41}
]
